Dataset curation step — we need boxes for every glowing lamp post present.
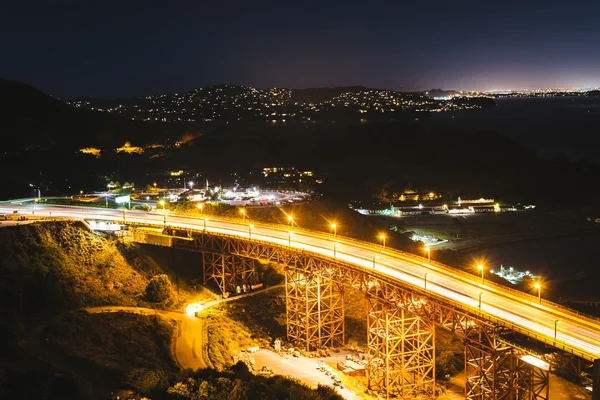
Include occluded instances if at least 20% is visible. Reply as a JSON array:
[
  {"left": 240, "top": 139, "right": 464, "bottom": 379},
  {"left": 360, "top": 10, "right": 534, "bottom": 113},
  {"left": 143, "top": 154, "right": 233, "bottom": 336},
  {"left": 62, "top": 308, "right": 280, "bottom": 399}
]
[
  {"left": 424, "top": 246, "right": 431, "bottom": 263},
  {"left": 373, "top": 254, "right": 378, "bottom": 269},
  {"left": 249, "top": 224, "right": 254, "bottom": 240},
  {"left": 554, "top": 320, "right": 560, "bottom": 343},
  {"left": 240, "top": 209, "right": 246, "bottom": 220},
  {"left": 478, "top": 264, "right": 485, "bottom": 285},
  {"left": 478, "top": 292, "right": 484, "bottom": 310},
  {"left": 534, "top": 282, "right": 541, "bottom": 304},
  {"left": 333, "top": 242, "right": 338, "bottom": 259},
  {"left": 159, "top": 200, "right": 166, "bottom": 227},
  {"left": 424, "top": 272, "right": 428, "bottom": 291},
  {"left": 288, "top": 231, "right": 293, "bottom": 248},
  {"left": 198, "top": 203, "right": 203, "bottom": 215},
  {"left": 288, "top": 215, "right": 294, "bottom": 226},
  {"left": 203, "top": 218, "right": 208, "bottom": 232},
  {"left": 380, "top": 234, "right": 386, "bottom": 250},
  {"left": 331, "top": 223, "right": 337, "bottom": 240}
]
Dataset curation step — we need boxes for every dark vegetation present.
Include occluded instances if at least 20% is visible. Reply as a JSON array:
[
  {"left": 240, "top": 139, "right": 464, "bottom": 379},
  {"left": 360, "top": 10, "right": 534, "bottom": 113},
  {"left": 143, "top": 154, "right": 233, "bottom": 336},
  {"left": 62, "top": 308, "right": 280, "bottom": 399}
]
[
  {"left": 0, "top": 221, "right": 344, "bottom": 399},
  {"left": 115, "top": 362, "right": 342, "bottom": 400},
  {"left": 0, "top": 78, "right": 188, "bottom": 150},
  {"left": 0, "top": 221, "right": 188, "bottom": 399},
  {"left": 0, "top": 221, "right": 148, "bottom": 316},
  {"left": 44, "top": 311, "right": 178, "bottom": 376},
  {"left": 204, "top": 287, "right": 287, "bottom": 370}
]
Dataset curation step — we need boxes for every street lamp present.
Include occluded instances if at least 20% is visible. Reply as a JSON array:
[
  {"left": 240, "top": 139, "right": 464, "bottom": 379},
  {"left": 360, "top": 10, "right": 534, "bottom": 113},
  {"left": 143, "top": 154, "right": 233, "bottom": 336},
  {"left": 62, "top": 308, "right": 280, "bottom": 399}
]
[
  {"left": 288, "top": 215, "right": 294, "bottom": 226},
  {"left": 477, "top": 264, "right": 485, "bottom": 285},
  {"left": 240, "top": 209, "right": 246, "bottom": 220},
  {"left": 424, "top": 246, "right": 431, "bottom": 263},
  {"left": 198, "top": 203, "right": 203, "bottom": 215},
  {"left": 331, "top": 223, "right": 337, "bottom": 240},
  {"left": 534, "top": 282, "right": 541, "bottom": 304},
  {"left": 288, "top": 231, "right": 293, "bottom": 248},
  {"left": 379, "top": 234, "right": 386, "bottom": 250},
  {"left": 249, "top": 224, "right": 254, "bottom": 240},
  {"left": 478, "top": 292, "right": 484, "bottom": 310},
  {"left": 189, "top": 181, "right": 194, "bottom": 190},
  {"left": 424, "top": 272, "right": 429, "bottom": 291},
  {"left": 203, "top": 218, "right": 208, "bottom": 232},
  {"left": 554, "top": 320, "right": 560, "bottom": 343},
  {"left": 373, "top": 254, "right": 378, "bottom": 269},
  {"left": 159, "top": 200, "right": 166, "bottom": 227},
  {"left": 333, "top": 242, "right": 338, "bottom": 259}
]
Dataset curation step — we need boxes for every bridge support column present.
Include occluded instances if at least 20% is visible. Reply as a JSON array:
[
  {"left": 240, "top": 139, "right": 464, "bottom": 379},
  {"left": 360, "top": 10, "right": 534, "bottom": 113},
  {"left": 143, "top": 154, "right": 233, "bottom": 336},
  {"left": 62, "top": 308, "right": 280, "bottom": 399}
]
[
  {"left": 201, "top": 252, "right": 256, "bottom": 296},
  {"left": 465, "top": 340, "right": 549, "bottom": 400},
  {"left": 366, "top": 299, "right": 435, "bottom": 399},
  {"left": 285, "top": 267, "right": 344, "bottom": 351}
]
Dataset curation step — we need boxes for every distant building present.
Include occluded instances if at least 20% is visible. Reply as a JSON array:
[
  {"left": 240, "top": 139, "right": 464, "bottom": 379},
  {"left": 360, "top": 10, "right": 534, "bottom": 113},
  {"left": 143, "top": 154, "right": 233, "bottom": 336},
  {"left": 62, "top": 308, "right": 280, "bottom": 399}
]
[
  {"left": 262, "top": 167, "right": 317, "bottom": 187},
  {"left": 398, "top": 189, "right": 441, "bottom": 202}
]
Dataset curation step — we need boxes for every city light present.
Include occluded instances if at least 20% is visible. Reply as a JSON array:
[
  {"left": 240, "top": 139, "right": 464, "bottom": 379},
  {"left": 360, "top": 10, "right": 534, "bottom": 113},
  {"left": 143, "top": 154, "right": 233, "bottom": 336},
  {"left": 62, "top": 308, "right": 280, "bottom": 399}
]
[
  {"left": 477, "top": 264, "right": 485, "bottom": 285},
  {"left": 534, "top": 282, "right": 541, "bottom": 304}
]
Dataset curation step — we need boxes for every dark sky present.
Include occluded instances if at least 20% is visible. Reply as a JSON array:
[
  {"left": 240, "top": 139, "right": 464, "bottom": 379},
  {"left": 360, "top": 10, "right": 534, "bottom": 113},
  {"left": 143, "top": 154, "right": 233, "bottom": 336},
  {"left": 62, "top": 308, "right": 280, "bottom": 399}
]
[{"left": 2, "top": 0, "right": 599, "bottom": 99}]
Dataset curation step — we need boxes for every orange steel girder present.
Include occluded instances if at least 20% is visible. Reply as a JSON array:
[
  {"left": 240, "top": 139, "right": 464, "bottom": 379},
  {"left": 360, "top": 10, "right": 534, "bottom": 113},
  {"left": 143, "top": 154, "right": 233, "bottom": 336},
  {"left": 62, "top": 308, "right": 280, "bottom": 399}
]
[
  {"left": 170, "top": 232, "right": 551, "bottom": 399},
  {"left": 465, "top": 337, "right": 549, "bottom": 400},
  {"left": 366, "top": 298, "right": 435, "bottom": 399},
  {"left": 201, "top": 252, "right": 256, "bottom": 295},
  {"left": 285, "top": 267, "right": 345, "bottom": 351}
]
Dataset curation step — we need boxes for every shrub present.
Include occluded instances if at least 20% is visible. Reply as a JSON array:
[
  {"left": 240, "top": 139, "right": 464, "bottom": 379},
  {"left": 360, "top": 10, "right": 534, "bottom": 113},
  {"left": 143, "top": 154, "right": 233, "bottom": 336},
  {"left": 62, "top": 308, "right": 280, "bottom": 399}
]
[
  {"left": 145, "top": 274, "right": 174, "bottom": 303},
  {"left": 124, "top": 368, "right": 168, "bottom": 396}
]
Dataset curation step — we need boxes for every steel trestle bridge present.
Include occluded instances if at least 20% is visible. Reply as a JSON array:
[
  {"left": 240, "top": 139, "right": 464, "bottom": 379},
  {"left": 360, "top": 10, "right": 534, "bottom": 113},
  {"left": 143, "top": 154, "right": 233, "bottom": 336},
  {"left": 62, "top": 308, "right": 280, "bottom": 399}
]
[{"left": 3, "top": 203, "right": 600, "bottom": 399}]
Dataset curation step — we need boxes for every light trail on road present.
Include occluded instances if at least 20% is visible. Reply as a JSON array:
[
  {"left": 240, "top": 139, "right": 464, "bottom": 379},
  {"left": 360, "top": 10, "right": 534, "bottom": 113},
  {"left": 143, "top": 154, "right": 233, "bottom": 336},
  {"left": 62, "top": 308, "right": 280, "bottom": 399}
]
[{"left": 4, "top": 202, "right": 600, "bottom": 361}]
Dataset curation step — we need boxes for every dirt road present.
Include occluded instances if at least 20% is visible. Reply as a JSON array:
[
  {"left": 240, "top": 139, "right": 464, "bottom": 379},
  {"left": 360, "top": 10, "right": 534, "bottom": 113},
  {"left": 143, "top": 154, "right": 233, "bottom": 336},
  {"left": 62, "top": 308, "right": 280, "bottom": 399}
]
[{"left": 85, "top": 306, "right": 207, "bottom": 370}]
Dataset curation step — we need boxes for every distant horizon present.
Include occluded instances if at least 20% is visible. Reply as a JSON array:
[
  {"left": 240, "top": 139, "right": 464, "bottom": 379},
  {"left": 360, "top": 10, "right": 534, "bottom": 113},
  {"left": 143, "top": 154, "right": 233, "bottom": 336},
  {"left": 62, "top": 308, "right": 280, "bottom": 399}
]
[{"left": 7, "top": 79, "right": 595, "bottom": 101}]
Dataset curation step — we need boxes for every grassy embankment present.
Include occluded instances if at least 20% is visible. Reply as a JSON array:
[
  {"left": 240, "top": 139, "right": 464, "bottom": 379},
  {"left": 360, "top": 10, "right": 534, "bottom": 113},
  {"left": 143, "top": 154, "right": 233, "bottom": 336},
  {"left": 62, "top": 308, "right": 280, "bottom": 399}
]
[
  {"left": 0, "top": 221, "right": 340, "bottom": 399},
  {"left": 0, "top": 221, "right": 187, "bottom": 398}
]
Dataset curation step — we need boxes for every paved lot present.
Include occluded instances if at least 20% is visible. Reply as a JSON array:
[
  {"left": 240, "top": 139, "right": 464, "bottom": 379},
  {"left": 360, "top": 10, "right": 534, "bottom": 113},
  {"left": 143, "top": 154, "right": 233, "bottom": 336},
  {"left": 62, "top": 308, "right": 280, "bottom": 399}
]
[{"left": 252, "top": 349, "right": 364, "bottom": 400}]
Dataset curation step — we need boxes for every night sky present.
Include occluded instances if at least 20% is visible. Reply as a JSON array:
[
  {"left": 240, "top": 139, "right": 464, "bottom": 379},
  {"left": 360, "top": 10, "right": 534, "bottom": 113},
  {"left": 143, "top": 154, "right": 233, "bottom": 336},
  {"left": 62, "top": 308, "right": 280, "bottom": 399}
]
[{"left": 3, "top": 1, "right": 600, "bottom": 99}]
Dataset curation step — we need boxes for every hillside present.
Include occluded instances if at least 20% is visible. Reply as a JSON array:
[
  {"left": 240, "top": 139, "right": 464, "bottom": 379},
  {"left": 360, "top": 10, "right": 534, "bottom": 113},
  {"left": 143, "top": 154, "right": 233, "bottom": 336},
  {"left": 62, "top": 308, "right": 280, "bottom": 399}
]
[
  {"left": 290, "top": 86, "right": 370, "bottom": 102},
  {"left": 0, "top": 79, "right": 187, "bottom": 150},
  {"left": 0, "top": 221, "right": 150, "bottom": 314},
  {"left": 0, "top": 220, "right": 343, "bottom": 399}
]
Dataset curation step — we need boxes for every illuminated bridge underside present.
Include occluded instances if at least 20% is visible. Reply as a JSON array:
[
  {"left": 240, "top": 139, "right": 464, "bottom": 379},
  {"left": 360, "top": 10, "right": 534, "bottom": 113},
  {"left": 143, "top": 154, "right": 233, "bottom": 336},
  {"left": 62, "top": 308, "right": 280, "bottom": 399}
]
[
  {"left": 367, "top": 299, "right": 435, "bottom": 398},
  {"left": 169, "top": 231, "right": 550, "bottom": 399},
  {"left": 286, "top": 269, "right": 345, "bottom": 350},
  {"left": 465, "top": 334, "right": 549, "bottom": 400}
]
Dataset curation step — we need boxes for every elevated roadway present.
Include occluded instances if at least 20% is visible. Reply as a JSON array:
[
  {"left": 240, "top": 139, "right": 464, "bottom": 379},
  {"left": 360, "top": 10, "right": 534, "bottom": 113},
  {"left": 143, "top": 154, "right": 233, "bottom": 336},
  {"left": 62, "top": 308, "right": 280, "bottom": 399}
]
[{"left": 3, "top": 202, "right": 600, "bottom": 364}]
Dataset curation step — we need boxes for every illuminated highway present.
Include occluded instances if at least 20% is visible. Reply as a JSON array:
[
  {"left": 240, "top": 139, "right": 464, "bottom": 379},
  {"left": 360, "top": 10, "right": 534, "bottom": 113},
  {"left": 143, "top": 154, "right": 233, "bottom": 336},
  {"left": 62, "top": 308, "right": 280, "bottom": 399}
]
[{"left": 3, "top": 202, "right": 600, "bottom": 362}]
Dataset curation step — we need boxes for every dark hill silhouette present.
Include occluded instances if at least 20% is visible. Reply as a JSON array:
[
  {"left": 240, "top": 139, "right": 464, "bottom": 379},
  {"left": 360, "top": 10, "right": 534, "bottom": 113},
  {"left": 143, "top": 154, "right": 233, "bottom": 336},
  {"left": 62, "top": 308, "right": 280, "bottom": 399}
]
[
  {"left": 290, "top": 86, "right": 370, "bottom": 102},
  {"left": 0, "top": 79, "right": 186, "bottom": 150}
]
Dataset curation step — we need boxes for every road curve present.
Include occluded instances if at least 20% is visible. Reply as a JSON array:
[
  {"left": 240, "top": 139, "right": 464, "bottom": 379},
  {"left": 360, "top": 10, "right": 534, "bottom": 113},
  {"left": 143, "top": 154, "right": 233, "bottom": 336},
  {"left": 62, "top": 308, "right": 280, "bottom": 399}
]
[
  {"left": 84, "top": 306, "right": 207, "bottom": 370},
  {"left": 4, "top": 202, "right": 600, "bottom": 362}
]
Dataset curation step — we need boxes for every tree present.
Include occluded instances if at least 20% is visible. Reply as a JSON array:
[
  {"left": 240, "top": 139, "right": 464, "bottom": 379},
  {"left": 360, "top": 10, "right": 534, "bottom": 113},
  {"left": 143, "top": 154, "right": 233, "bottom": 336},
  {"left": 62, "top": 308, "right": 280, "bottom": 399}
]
[
  {"left": 230, "top": 361, "right": 251, "bottom": 380},
  {"left": 124, "top": 368, "right": 167, "bottom": 396},
  {"left": 145, "top": 274, "right": 174, "bottom": 303}
]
